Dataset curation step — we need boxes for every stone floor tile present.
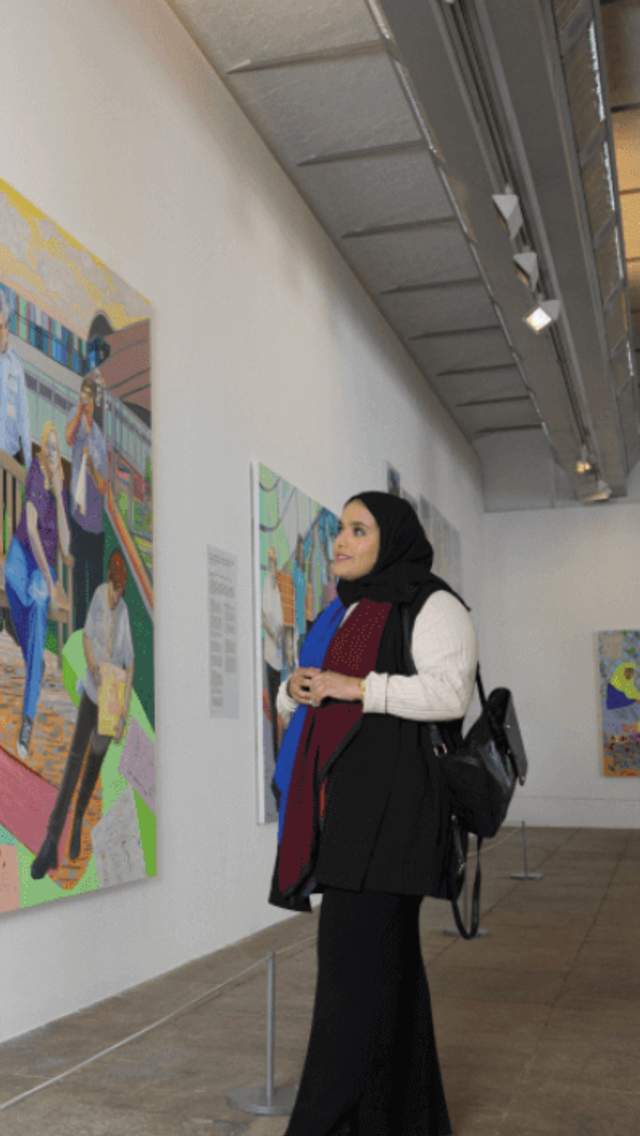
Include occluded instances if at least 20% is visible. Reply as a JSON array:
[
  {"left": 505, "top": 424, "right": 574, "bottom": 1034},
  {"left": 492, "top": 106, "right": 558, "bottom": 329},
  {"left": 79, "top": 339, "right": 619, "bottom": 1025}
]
[
  {"left": 1, "top": 825, "right": 638, "bottom": 1135},
  {"left": 561, "top": 963, "right": 640, "bottom": 1001},
  {"left": 502, "top": 1080, "right": 640, "bottom": 1136},
  {"left": 429, "top": 964, "right": 567, "bottom": 1004}
]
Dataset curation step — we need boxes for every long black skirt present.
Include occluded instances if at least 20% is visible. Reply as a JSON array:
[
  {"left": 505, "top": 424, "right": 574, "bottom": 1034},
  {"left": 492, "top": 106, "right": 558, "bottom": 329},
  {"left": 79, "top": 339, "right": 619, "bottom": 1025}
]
[{"left": 284, "top": 888, "right": 452, "bottom": 1136}]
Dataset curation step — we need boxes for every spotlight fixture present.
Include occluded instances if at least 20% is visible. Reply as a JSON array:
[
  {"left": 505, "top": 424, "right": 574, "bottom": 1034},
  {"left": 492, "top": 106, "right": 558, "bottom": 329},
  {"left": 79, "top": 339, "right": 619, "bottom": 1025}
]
[
  {"left": 524, "top": 299, "right": 561, "bottom": 333},
  {"left": 582, "top": 478, "right": 612, "bottom": 503},
  {"left": 575, "top": 444, "right": 592, "bottom": 475},
  {"left": 492, "top": 193, "right": 523, "bottom": 240},
  {"left": 513, "top": 250, "right": 539, "bottom": 293}
]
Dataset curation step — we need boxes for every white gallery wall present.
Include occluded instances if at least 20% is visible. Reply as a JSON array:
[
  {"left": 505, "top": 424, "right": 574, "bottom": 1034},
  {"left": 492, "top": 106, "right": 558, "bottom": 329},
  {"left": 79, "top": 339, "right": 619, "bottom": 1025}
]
[
  {"left": 0, "top": 1, "right": 484, "bottom": 1041},
  {"left": 483, "top": 503, "right": 640, "bottom": 830}
]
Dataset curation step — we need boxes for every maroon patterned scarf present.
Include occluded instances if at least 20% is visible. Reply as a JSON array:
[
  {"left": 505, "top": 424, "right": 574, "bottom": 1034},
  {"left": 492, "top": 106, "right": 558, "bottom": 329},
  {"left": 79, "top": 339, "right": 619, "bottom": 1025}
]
[{"left": 277, "top": 599, "right": 391, "bottom": 896}]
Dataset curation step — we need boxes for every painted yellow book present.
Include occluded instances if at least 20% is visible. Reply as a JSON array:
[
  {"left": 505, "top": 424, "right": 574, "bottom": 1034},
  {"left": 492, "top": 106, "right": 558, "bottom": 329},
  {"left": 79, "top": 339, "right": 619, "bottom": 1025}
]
[{"left": 98, "top": 663, "right": 127, "bottom": 737}]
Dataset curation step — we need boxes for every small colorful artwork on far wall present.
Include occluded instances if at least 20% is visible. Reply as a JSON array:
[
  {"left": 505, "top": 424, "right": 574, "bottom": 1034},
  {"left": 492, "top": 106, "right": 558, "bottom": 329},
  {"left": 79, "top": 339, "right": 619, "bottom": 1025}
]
[{"left": 598, "top": 630, "right": 640, "bottom": 776}]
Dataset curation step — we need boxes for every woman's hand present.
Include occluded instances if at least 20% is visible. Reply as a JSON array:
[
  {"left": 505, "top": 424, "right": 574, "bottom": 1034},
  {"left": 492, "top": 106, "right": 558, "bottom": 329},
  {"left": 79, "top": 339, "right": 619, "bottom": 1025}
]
[
  {"left": 286, "top": 667, "right": 321, "bottom": 706},
  {"left": 308, "top": 671, "right": 364, "bottom": 706}
]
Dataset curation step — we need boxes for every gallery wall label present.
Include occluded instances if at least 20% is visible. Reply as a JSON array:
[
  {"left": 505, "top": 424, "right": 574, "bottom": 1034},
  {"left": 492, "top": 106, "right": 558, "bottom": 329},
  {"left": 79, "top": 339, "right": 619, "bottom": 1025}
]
[{"left": 207, "top": 545, "right": 239, "bottom": 719}]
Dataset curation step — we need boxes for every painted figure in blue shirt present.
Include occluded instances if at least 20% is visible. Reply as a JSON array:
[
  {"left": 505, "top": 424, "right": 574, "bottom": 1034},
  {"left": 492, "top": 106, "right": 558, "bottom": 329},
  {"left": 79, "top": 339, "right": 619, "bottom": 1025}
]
[
  {"left": 0, "top": 290, "right": 31, "bottom": 468},
  {"left": 5, "top": 421, "right": 71, "bottom": 759},
  {"left": 65, "top": 372, "right": 108, "bottom": 629}
]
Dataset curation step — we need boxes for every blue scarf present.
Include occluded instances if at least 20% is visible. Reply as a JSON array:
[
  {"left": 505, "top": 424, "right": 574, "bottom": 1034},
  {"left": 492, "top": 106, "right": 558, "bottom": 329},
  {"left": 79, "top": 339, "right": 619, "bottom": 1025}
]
[{"left": 273, "top": 597, "right": 345, "bottom": 842}]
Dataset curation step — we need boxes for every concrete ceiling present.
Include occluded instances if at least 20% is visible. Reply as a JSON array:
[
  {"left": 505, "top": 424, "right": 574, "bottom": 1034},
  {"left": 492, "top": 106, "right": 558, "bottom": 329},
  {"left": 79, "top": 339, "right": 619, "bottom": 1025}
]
[{"left": 169, "top": 0, "right": 639, "bottom": 510}]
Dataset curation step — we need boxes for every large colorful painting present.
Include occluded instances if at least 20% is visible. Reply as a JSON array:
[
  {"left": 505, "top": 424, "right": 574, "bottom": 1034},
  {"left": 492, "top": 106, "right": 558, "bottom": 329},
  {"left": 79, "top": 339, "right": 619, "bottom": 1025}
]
[
  {"left": 0, "top": 179, "right": 154, "bottom": 912},
  {"left": 254, "top": 463, "right": 338, "bottom": 823},
  {"left": 598, "top": 631, "right": 640, "bottom": 777}
]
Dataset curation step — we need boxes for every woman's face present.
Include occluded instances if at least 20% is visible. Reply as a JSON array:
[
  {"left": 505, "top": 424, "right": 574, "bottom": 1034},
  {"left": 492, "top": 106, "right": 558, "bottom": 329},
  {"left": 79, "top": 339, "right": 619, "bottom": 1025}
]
[
  {"left": 44, "top": 430, "right": 59, "bottom": 475},
  {"left": 332, "top": 500, "right": 380, "bottom": 581}
]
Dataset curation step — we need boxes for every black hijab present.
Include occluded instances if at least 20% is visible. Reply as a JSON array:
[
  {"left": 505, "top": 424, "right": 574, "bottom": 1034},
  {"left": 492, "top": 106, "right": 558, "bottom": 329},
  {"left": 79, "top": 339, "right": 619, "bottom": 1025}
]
[{"left": 336, "top": 491, "right": 437, "bottom": 607}]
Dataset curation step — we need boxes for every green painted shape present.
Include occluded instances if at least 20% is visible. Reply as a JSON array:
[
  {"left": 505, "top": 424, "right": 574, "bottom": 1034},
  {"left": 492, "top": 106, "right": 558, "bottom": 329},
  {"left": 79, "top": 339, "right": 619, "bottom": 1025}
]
[
  {"left": 104, "top": 513, "right": 155, "bottom": 727},
  {"left": 0, "top": 826, "right": 17, "bottom": 846},
  {"left": 134, "top": 792, "right": 157, "bottom": 877},
  {"left": 18, "top": 840, "right": 99, "bottom": 909}
]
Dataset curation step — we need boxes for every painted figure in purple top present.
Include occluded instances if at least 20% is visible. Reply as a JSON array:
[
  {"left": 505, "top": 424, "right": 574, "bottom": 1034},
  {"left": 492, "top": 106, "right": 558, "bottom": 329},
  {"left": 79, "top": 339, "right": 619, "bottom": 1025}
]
[
  {"left": 65, "top": 372, "right": 108, "bottom": 630},
  {"left": 5, "top": 421, "right": 70, "bottom": 759}
]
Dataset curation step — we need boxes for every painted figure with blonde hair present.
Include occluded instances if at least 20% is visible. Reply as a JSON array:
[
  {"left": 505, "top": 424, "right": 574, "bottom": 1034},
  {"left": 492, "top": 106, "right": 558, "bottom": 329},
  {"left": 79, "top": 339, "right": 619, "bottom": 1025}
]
[{"left": 5, "top": 421, "right": 70, "bottom": 758}]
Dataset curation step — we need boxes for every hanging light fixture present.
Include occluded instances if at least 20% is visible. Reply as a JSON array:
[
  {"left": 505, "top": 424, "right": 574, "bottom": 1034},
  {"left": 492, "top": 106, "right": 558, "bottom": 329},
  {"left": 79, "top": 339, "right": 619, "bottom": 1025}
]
[
  {"left": 582, "top": 477, "right": 612, "bottom": 503},
  {"left": 575, "top": 444, "right": 592, "bottom": 475},
  {"left": 524, "top": 299, "right": 561, "bottom": 333},
  {"left": 492, "top": 192, "right": 523, "bottom": 240},
  {"left": 513, "top": 250, "right": 539, "bottom": 293}
]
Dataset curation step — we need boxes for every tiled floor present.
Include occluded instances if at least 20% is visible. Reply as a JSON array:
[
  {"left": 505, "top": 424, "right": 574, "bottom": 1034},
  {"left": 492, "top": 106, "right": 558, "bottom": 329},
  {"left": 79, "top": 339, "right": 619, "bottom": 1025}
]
[{"left": 1, "top": 825, "right": 639, "bottom": 1135}]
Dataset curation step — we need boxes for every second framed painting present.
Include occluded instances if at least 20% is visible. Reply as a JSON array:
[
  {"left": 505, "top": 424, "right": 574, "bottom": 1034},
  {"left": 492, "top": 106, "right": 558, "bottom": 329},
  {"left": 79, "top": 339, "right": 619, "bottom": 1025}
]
[{"left": 252, "top": 463, "right": 339, "bottom": 823}]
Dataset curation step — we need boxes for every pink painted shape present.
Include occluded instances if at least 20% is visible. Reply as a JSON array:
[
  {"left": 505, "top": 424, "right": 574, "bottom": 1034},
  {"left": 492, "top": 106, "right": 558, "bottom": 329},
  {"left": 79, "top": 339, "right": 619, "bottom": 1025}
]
[
  {"left": 0, "top": 844, "right": 19, "bottom": 912},
  {"left": 0, "top": 745, "right": 71, "bottom": 867}
]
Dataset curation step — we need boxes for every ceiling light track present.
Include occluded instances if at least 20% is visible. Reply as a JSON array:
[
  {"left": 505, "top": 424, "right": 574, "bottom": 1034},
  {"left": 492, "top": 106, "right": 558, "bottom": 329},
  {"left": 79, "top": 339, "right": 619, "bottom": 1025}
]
[
  {"left": 296, "top": 139, "right": 425, "bottom": 169},
  {"left": 379, "top": 276, "right": 480, "bottom": 296},
  {"left": 341, "top": 217, "right": 457, "bottom": 240},
  {"left": 410, "top": 323, "right": 498, "bottom": 342},
  {"left": 226, "top": 40, "right": 385, "bottom": 75}
]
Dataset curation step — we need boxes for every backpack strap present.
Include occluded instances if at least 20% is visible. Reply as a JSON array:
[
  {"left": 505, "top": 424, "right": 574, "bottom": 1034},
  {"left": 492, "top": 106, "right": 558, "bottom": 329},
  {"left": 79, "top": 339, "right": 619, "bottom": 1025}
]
[{"left": 449, "top": 832, "right": 483, "bottom": 939}]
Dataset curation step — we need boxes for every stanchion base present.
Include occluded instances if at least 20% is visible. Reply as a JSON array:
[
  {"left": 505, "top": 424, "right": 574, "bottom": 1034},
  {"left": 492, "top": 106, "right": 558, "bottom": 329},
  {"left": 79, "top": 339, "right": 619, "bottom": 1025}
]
[
  {"left": 442, "top": 927, "right": 490, "bottom": 938},
  {"left": 510, "top": 872, "right": 544, "bottom": 880},
  {"left": 227, "top": 1082, "right": 298, "bottom": 1116}
]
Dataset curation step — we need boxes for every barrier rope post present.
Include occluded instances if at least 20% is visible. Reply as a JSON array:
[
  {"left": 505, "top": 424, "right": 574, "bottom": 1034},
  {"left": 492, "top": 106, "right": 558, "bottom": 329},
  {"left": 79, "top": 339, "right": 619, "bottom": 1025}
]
[
  {"left": 510, "top": 820, "right": 544, "bottom": 881},
  {"left": 227, "top": 952, "right": 298, "bottom": 1116}
]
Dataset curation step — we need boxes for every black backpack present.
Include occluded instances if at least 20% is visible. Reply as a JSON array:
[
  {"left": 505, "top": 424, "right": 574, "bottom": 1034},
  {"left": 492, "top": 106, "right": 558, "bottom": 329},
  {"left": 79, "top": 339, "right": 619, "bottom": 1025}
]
[{"left": 402, "top": 605, "right": 528, "bottom": 938}]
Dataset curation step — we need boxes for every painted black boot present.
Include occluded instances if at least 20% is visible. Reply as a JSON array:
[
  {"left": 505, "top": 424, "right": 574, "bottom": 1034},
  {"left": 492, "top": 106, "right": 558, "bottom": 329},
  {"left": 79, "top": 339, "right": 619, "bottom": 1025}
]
[
  {"left": 69, "top": 813, "right": 83, "bottom": 861},
  {"left": 30, "top": 834, "right": 58, "bottom": 879}
]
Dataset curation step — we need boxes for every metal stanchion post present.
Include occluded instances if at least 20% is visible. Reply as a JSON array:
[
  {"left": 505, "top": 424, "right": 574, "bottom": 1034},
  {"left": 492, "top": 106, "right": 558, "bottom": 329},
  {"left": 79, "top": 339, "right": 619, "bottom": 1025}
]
[
  {"left": 510, "top": 820, "right": 544, "bottom": 881},
  {"left": 227, "top": 952, "right": 298, "bottom": 1116}
]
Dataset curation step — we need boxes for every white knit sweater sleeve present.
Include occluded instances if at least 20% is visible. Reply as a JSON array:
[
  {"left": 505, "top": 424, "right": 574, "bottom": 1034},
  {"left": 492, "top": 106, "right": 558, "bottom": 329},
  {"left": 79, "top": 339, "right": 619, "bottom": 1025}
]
[
  {"left": 363, "top": 592, "right": 478, "bottom": 721},
  {"left": 276, "top": 677, "right": 298, "bottom": 726}
]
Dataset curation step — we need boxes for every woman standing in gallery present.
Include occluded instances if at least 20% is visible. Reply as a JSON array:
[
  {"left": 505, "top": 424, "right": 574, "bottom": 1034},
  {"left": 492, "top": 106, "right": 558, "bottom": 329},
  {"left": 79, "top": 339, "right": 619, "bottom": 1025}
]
[{"left": 269, "top": 491, "right": 477, "bottom": 1136}]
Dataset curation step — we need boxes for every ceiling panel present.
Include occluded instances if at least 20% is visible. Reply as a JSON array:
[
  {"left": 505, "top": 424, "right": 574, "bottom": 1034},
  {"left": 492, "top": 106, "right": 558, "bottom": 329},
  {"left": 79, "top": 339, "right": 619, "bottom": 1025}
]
[
  {"left": 296, "top": 148, "right": 451, "bottom": 235},
  {"left": 620, "top": 194, "right": 640, "bottom": 259},
  {"left": 582, "top": 144, "right": 615, "bottom": 239},
  {"left": 601, "top": 1, "right": 640, "bottom": 106},
  {"left": 433, "top": 365, "right": 527, "bottom": 407},
  {"left": 612, "top": 108, "right": 640, "bottom": 191},
  {"left": 564, "top": 25, "right": 603, "bottom": 154},
  {"left": 619, "top": 382, "right": 640, "bottom": 468},
  {"left": 605, "top": 287, "right": 629, "bottom": 350},
  {"left": 341, "top": 225, "right": 476, "bottom": 292},
  {"left": 454, "top": 399, "right": 540, "bottom": 437},
  {"left": 170, "top": 0, "right": 377, "bottom": 68},
  {"left": 411, "top": 328, "right": 513, "bottom": 376},
  {"left": 378, "top": 280, "right": 493, "bottom": 339},
  {"left": 611, "top": 350, "right": 631, "bottom": 394},
  {"left": 227, "top": 54, "right": 418, "bottom": 165},
  {"left": 595, "top": 225, "right": 622, "bottom": 301},
  {"left": 628, "top": 261, "right": 640, "bottom": 310}
]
